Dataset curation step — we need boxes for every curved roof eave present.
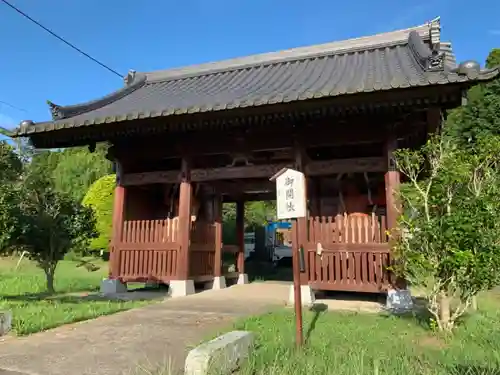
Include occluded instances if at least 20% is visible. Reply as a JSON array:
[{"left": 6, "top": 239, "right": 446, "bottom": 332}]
[{"left": 17, "top": 16, "right": 499, "bottom": 139}]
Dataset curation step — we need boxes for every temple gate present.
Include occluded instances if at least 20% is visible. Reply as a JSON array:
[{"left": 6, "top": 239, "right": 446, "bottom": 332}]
[{"left": 13, "top": 17, "right": 498, "bottom": 297}]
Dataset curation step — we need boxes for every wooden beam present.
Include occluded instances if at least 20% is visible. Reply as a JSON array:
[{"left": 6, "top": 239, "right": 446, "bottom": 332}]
[
  {"left": 307, "top": 157, "right": 384, "bottom": 175},
  {"left": 223, "top": 192, "right": 275, "bottom": 202},
  {"left": 29, "top": 83, "right": 460, "bottom": 150},
  {"left": 121, "top": 157, "right": 385, "bottom": 185},
  {"left": 122, "top": 163, "right": 289, "bottom": 185},
  {"left": 211, "top": 180, "right": 274, "bottom": 194},
  {"left": 113, "top": 124, "right": 389, "bottom": 161}
]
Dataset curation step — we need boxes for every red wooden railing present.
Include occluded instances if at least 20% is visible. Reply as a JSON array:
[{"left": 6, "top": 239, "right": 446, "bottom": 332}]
[
  {"left": 189, "top": 220, "right": 216, "bottom": 279},
  {"left": 112, "top": 218, "right": 180, "bottom": 282},
  {"left": 308, "top": 213, "right": 388, "bottom": 244},
  {"left": 304, "top": 214, "right": 392, "bottom": 292}
]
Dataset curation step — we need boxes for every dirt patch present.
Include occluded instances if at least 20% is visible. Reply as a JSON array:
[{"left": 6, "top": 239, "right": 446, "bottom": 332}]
[{"left": 415, "top": 334, "right": 448, "bottom": 350}]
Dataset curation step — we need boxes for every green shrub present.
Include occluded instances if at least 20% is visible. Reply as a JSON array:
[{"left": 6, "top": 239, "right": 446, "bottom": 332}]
[
  {"left": 82, "top": 174, "right": 115, "bottom": 252},
  {"left": 64, "top": 249, "right": 81, "bottom": 261}
]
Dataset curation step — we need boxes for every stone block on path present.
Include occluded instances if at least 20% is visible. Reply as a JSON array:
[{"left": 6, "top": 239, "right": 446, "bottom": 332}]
[
  {"left": 0, "top": 310, "right": 12, "bottom": 336},
  {"left": 185, "top": 330, "right": 254, "bottom": 375},
  {"left": 100, "top": 278, "right": 127, "bottom": 295}
]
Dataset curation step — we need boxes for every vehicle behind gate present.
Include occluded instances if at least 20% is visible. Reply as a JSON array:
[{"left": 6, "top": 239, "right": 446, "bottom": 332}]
[
  {"left": 265, "top": 221, "right": 293, "bottom": 266},
  {"left": 244, "top": 232, "right": 256, "bottom": 259}
]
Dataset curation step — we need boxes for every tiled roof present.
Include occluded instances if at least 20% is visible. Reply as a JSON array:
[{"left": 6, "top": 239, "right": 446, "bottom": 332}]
[{"left": 16, "top": 17, "right": 499, "bottom": 136}]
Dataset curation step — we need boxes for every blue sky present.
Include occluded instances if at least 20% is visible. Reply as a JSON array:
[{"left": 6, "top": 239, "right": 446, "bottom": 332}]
[{"left": 0, "top": 0, "right": 499, "bottom": 130}]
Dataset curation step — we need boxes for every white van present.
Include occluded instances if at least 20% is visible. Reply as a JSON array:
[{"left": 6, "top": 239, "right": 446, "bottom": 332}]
[{"left": 244, "top": 233, "right": 256, "bottom": 259}]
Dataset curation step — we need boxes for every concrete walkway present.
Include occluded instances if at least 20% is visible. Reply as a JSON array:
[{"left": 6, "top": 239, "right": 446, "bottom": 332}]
[{"left": 0, "top": 282, "right": 289, "bottom": 375}]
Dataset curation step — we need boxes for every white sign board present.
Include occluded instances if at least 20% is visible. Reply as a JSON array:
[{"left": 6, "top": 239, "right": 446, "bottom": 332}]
[{"left": 274, "top": 168, "right": 306, "bottom": 220}]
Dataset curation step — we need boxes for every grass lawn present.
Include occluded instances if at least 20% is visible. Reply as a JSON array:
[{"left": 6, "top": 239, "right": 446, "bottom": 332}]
[
  {"left": 0, "top": 257, "right": 154, "bottom": 336},
  {"left": 232, "top": 291, "right": 500, "bottom": 375}
]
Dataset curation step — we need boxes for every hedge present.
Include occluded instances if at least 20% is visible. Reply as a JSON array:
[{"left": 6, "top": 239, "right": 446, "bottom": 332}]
[{"left": 82, "top": 174, "right": 115, "bottom": 252}]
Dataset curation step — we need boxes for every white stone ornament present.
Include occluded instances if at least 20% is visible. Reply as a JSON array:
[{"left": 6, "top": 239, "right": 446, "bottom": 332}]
[{"left": 386, "top": 288, "right": 414, "bottom": 313}]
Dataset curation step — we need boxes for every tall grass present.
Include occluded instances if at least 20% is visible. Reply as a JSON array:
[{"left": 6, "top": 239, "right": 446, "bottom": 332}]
[
  {"left": 230, "top": 292, "right": 500, "bottom": 375},
  {"left": 0, "top": 257, "right": 153, "bottom": 335}
]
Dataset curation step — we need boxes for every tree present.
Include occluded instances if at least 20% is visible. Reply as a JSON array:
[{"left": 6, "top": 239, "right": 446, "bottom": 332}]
[
  {"left": 245, "top": 201, "right": 276, "bottom": 229},
  {"left": 0, "top": 128, "right": 33, "bottom": 163},
  {"left": 25, "top": 145, "right": 112, "bottom": 204},
  {"left": 51, "top": 145, "right": 112, "bottom": 203},
  {"left": 393, "top": 135, "right": 500, "bottom": 332},
  {"left": 0, "top": 184, "right": 20, "bottom": 250},
  {"left": 82, "top": 174, "right": 116, "bottom": 253},
  {"left": 0, "top": 140, "right": 22, "bottom": 183},
  {"left": 14, "top": 159, "right": 97, "bottom": 293},
  {"left": 30, "top": 149, "right": 61, "bottom": 176},
  {"left": 223, "top": 201, "right": 276, "bottom": 229},
  {"left": 445, "top": 49, "right": 500, "bottom": 148},
  {"left": 222, "top": 201, "right": 276, "bottom": 244},
  {"left": 485, "top": 48, "right": 500, "bottom": 69},
  {"left": 0, "top": 141, "right": 23, "bottom": 250}
]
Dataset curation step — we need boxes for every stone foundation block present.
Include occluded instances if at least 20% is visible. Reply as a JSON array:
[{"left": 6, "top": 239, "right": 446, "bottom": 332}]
[
  {"left": 169, "top": 279, "right": 195, "bottom": 298},
  {"left": 237, "top": 273, "right": 249, "bottom": 285},
  {"left": 288, "top": 284, "right": 315, "bottom": 306},
  {"left": 185, "top": 330, "right": 254, "bottom": 375},
  {"left": 211, "top": 276, "right": 227, "bottom": 290}
]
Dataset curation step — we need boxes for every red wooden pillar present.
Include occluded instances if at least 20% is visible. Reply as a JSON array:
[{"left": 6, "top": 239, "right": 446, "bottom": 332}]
[
  {"left": 427, "top": 107, "right": 442, "bottom": 138},
  {"left": 177, "top": 158, "right": 192, "bottom": 280},
  {"left": 109, "top": 160, "right": 126, "bottom": 279},
  {"left": 385, "top": 134, "right": 405, "bottom": 288},
  {"left": 313, "top": 177, "right": 321, "bottom": 217},
  {"left": 214, "top": 194, "right": 223, "bottom": 277},
  {"left": 384, "top": 135, "right": 401, "bottom": 232},
  {"left": 236, "top": 199, "right": 245, "bottom": 274},
  {"left": 109, "top": 183, "right": 126, "bottom": 279}
]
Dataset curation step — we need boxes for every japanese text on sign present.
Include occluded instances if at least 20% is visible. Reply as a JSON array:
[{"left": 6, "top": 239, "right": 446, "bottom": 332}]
[
  {"left": 285, "top": 177, "right": 296, "bottom": 213},
  {"left": 273, "top": 169, "right": 306, "bottom": 220}
]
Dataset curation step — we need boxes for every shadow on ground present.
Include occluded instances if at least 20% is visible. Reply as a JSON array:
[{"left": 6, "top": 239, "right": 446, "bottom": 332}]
[
  {"left": 387, "top": 296, "right": 475, "bottom": 331},
  {"left": 0, "top": 285, "right": 169, "bottom": 304},
  {"left": 385, "top": 296, "right": 436, "bottom": 329},
  {"left": 305, "top": 303, "right": 328, "bottom": 343},
  {"left": 245, "top": 259, "right": 293, "bottom": 282}
]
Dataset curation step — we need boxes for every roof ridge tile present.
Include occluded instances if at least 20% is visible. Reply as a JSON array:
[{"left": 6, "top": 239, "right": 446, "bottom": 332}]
[{"left": 144, "top": 19, "right": 440, "bottom": 83}]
